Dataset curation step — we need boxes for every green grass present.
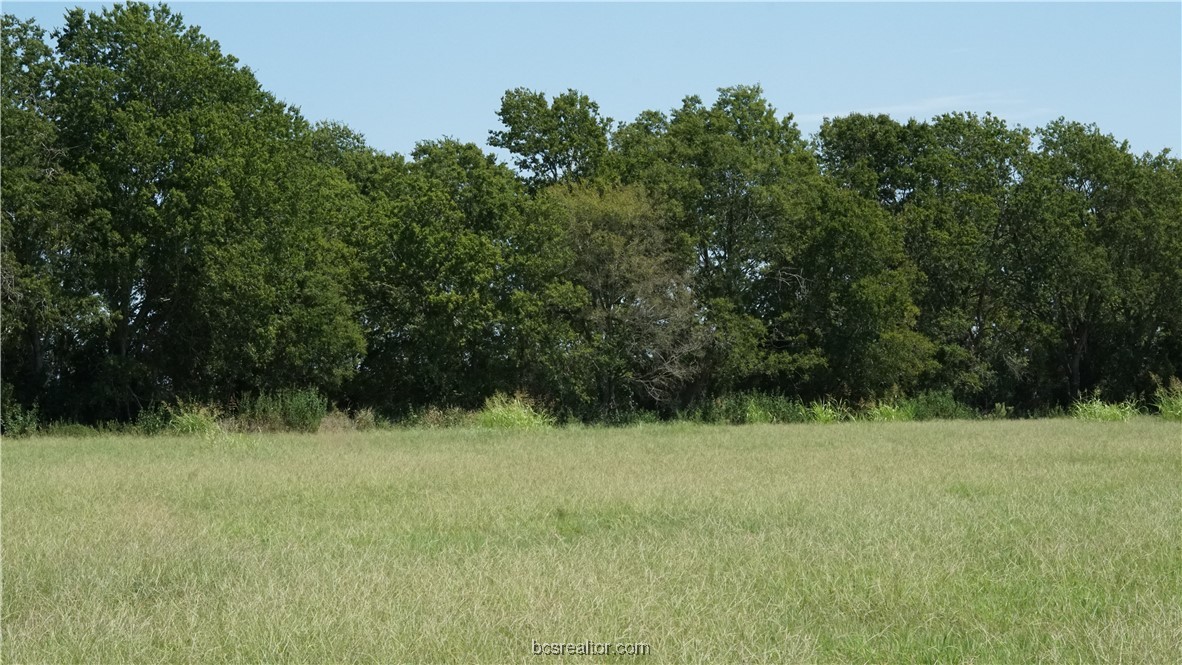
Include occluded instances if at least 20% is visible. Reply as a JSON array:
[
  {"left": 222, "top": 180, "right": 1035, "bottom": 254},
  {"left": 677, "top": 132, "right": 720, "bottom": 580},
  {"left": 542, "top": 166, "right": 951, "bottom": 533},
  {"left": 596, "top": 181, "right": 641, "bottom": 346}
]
[
  {"left": 1071, "top": 395, "right": 1141, "bottom": 422},
  {"left": 3, "top": 420, "right": 1180, "bottom": 663},
  {"left": 475, "top": 392, "right": 555, "bottom": 430},
  {"left": 1155, "top": 377, "right": 1182, "bottom": 421}
]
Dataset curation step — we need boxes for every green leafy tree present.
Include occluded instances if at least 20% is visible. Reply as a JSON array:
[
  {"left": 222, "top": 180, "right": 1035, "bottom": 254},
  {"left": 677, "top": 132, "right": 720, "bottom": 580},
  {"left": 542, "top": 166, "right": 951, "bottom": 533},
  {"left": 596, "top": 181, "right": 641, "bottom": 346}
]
[
  {"left": 616, "top": 86, "right": 820, "bottom": 394},
  {"left": 47, "top": 3, "right": 363, "bottom": 419},
  {"left": 815, "top": 113, "right": 924, "bottom": 213},
  {"left": 350, "top": 140, "right": 542, "bottom": 412},
  {"left": 489, "top": 88, "right": 612, "bottom": 190},
  {"left": 760, "top": 178, "right": 934, "bottom": 399},
  {"left": 902, "top": 113, "right": 1031, "bottom": 401},
  {"left": 1, "top": 15, "right": 101, "bottom": 418},
  {"left": 547, "top": 184, "right": 707, "bottom": 417},
  {"left": 1008, "top": 120, "right": 1182, "bottom": 404}
]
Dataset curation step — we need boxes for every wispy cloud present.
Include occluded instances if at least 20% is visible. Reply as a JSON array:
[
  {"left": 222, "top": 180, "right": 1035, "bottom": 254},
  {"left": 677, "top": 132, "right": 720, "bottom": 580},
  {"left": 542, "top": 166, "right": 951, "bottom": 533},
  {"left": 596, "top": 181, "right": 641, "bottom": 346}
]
[{"left": 795, "top": 91, "right": 1047, "bottom": 126}]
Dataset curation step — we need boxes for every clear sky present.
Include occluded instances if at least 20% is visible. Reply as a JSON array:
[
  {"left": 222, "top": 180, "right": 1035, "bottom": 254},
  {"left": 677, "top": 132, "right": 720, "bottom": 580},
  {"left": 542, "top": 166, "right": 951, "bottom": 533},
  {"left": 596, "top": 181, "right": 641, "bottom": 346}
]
[{"left": 8, "top": 2, "right": 1181, "bottom": 158}]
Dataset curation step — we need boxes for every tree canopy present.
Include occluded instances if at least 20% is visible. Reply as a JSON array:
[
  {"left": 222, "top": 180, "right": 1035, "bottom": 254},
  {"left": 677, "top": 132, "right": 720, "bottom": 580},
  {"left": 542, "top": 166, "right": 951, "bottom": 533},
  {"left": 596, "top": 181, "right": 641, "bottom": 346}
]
[{"left": 3, "top": 4, "right": 1180, "bottom": 424}]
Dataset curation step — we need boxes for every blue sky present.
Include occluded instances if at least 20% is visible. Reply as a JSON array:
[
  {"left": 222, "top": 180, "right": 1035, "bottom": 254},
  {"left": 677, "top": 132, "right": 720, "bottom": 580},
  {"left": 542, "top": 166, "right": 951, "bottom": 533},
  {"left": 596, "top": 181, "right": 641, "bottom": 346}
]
[{"left": 9, "top": 2, "right": 1181, "bottom": 158}]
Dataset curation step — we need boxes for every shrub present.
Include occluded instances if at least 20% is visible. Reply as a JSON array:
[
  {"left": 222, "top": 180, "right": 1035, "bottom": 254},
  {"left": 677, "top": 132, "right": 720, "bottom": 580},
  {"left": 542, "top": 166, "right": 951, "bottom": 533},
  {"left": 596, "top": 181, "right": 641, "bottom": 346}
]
[
  {"left": 136, "top": 405, "right": 172, "bottom": 435},
  {"left": 1072, "top": 394, "right": 1139, "bottom": 422},
  {"left": 236, "top": 389, "right": 328, "bottom": 433},
  {"left": 476, "top": 392, "right": 554, "bottom": 430},
  {"left": 901, "top": 391, "right": 977, "bottom": 420},
  {"left": 1154, "top": 377, "right": 1182, "bottom": 421},
  {"left": 1, "top": 402, "right": 39, "bottom": 437}
]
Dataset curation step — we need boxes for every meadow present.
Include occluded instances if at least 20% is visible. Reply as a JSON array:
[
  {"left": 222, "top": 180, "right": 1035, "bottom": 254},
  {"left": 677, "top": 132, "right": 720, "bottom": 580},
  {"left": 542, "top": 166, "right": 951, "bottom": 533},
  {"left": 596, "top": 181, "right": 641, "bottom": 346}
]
[{"left": 3, "top": 419, "right": 1180, "bottom": 663}]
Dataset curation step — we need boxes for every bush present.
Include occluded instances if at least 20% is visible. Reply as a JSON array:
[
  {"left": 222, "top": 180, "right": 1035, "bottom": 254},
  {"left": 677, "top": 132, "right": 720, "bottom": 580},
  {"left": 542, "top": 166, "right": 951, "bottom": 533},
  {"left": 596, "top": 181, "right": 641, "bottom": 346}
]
[
  {"left": 1, "top": 402, "right": 39, "bottom": 437},
  {"left": 236, "top": 389, "right": 328, "bottom": 433},
  {"left": 136, "top": 405, "right": 172, "bottom": 435},
  {"left": 1072, "top": 394, "right": 1139, "bottom": 422},
  {"left": 1154, "top": 377, "right": 1182, "bottom": 421},
  {"left": 476, "top": 392, "right": 554, "bottom": 430},
  {"left": 901, "top": 391, "right": 977, "bottom": 420}
]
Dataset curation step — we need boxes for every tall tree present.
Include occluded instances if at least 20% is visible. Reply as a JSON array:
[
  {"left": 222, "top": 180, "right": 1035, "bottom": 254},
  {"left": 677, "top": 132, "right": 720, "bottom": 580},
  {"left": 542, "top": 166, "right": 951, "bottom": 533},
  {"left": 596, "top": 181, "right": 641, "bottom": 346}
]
[
  {"left": 1007, "top": 120, "right": 1181, "bottom": 404},
  {"left": 1, "top": 15, "right": 100, "bottom": 417},
  {"left": 815, "top": 113, "right": 923, "bottom": 213},
  {"left": 616, "top": 86, "right": 818, "bottom": 394},
  {"left": 903, "top": 113, "right": 1031, "bottom": 402},
  {"left": 546, "top": 184, "right": 707, "bottom": 417},
  {"left": 489, "top": 88, "right": 612, "bottom": 190},
  {"left": 350, "top": 139, "right": 546, "bottom": 413},
  {"left": 47, "top": 3, "right": 363, "bottom": 419},
  {"left": 760, "top": 178, "right": 934, "bottom": 399}
]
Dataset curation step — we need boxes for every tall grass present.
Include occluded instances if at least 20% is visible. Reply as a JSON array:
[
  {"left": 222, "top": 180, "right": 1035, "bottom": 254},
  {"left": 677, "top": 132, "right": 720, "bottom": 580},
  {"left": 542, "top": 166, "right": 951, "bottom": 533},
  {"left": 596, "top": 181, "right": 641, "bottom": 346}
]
[
  {"left": 1071, "top": 393, "right": 1140, "bottom": 422},
  {"left": 863, "top": 400, "right": 917, "bottom": 422},
  {"left": 806, "top": 399, "right": 846, "bottom": 423},
  {"left": 233, "top": 389, "right": 328, "bottom": 433},
  {"left": 698, "top": 392, "right": 978, "bottom": 425},
  {"left": 405, "top": 405, "right": 475, "bottom": 429},
  {"left": 165, "top": 402, "right": 222, "bottom": 436},
  {"left": 698, "top": 393, "right": 808, "bottom": 424},
  {"left": 475, "top": 392, "right": 554, "bottom": 430},
  {"left": 131, "top": 402, "right": 223, "bottom": 436},
  {"left": 5, "top": 421, "right": 1178, "bottom": 662},
  {"left": 900, "top": 390, "right": 977, "bottom": 420},
  {"left": 1154, "top": 377, "right": 1182, "bottom": 421}
]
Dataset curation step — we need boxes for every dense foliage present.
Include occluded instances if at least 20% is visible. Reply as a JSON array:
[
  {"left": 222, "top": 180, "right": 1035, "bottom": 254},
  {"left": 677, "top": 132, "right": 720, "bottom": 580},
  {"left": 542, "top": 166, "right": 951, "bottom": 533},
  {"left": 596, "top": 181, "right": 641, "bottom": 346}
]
[{"left": 4, "top": 5, "right": 1181, "bottom": 426}]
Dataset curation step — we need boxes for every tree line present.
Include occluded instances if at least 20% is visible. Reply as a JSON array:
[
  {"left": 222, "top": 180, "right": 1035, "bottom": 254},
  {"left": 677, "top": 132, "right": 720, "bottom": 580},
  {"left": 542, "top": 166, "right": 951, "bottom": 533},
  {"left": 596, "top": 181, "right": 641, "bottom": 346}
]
[{"left": 4, "top": 4, "right": 1181, "bottom": 426}]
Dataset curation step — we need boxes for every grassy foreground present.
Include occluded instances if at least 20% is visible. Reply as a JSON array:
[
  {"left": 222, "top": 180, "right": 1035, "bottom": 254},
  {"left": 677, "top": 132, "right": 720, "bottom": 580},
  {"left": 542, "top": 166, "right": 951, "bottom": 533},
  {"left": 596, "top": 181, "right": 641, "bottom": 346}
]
[{"left": 3, "top": 420, "right": 1180, "bottom": 663}]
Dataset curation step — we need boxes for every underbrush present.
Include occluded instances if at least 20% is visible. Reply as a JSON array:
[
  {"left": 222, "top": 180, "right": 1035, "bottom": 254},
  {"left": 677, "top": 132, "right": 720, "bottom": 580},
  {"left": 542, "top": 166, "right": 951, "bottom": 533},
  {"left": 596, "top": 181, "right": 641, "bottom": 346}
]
[
  {"left": 900, "top": 390, "right": 978, "bottom": 420},
  {"left": 136, "top": 402, "right": 222, "bottom": 436},
  {"left": 1071, "top": 393, "right": 1140, "bottom": 422},
  {"left": 10, "top": 383, "right": 1182, "bottom": 437},
  {"left": 1153, "top": 377, "right": 1182, "bottom": 421},
  {"left": 316, "top": 408, "right": 379, "bottom": 433},
  {"left": 696, "top": 393, "right": 802, "bottom": 424},
  {"left": 475, "top": 392, "right": 555, "bottom": 430},
  {"left": 230, "top": 389, "right": 327, "bottom": 433},
  {"left": 863, "top": 401, "right": 917, "bottom": 422},
  {"left": 1, "top": 403, "right": 40, "bottom": 437},
  {"left": 688, "top": 394, "right": 860, "bottom": 424},
  {"left": 404, "top": 406, "right": 475, "bottom": 429}
]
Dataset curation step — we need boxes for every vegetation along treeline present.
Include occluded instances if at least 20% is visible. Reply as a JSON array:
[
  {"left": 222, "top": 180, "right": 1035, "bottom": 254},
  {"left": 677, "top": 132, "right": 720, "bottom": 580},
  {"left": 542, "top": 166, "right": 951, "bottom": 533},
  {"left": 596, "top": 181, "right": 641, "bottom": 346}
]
[{"left": 4, "top": 4, "right": 1182, "bottom": 429}]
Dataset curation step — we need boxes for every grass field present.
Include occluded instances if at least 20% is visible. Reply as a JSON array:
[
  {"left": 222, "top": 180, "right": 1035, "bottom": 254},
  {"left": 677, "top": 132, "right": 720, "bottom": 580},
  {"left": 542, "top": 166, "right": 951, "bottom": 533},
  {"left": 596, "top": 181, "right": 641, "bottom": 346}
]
[{"left": 3, "top": 420, "right": 1180, "bottom": 663}]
